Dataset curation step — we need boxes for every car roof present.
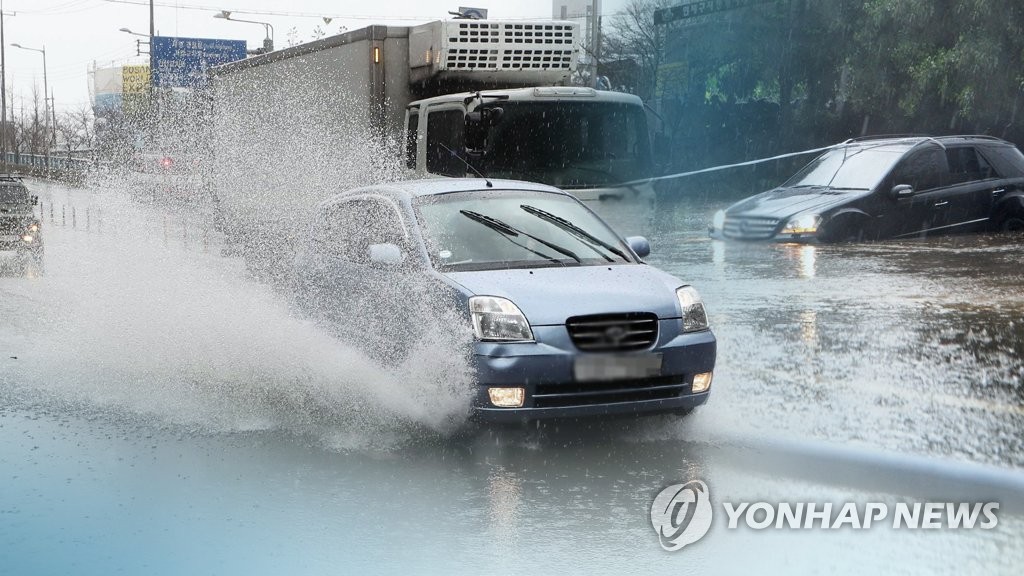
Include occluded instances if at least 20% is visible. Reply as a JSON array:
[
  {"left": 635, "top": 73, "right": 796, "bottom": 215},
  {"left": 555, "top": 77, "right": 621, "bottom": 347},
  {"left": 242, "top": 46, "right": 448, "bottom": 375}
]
[
  {"left": 836, "top": 135, "right": 1016, "bottom": 153},
  {"left": 323, "top": 178, "right": 570, "bottom": 204}
]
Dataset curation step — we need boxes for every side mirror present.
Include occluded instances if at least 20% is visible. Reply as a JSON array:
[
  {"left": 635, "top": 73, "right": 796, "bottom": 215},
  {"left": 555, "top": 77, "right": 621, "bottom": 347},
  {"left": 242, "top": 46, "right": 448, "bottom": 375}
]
[
  {"left": 464, "top": 106, "right": 503, "bottom": 153},
  {"left": 368, "top": 243, "right": 404, "bottom": 266},
  {"left": 625, "top": 236, "right": 651, "bottom": 258},
  {"left": 890, "top": 184, "right": 914, "bottom": 200}
]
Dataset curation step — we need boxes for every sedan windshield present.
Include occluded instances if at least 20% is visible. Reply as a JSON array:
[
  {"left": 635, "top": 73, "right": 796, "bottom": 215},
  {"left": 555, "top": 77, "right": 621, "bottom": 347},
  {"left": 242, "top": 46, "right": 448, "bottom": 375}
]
[
  {"left": 415, "top": 190, "right": 635, "bottom": 272},
  {"left": 0, "top": 186, "right": 29, "bottom": 203},
  {"left": 783, "top": 146, "right": 907, "bottom": 190}
]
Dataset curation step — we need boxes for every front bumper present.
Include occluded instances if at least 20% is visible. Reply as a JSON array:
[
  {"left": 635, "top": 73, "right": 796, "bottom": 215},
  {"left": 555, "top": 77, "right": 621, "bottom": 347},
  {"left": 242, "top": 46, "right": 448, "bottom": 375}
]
[
  {"left": 709, "top": 226, "right": 820, "bottom": 244},
  {"left": 472, "top": 321, "right": 716, "bottom": 422},
  {"left": 0, "top": 237, "right": 42, "bottom": 252}
]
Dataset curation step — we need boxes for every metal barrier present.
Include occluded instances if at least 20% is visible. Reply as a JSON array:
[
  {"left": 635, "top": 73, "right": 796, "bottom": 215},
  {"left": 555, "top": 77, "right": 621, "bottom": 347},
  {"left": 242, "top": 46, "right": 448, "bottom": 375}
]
[{"left": 1, "top": 152, "right": 93, "bottom": 172}]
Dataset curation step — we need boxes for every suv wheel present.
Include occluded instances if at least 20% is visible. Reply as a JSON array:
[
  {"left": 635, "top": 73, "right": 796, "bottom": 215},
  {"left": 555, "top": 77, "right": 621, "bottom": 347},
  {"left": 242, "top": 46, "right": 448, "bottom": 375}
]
[
  {"left": 821, "top": 214, "right": 869, "bottom": 243},
  {"left": 1000, "top": 213, "right": 1024, "bottom": 233}
]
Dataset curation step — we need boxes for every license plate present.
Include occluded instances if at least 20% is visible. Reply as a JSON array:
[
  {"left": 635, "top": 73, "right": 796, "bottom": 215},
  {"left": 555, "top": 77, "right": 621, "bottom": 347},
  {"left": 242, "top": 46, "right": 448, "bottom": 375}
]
[{"left": 574, "top": 354, "right": 663, "bottom": 382}]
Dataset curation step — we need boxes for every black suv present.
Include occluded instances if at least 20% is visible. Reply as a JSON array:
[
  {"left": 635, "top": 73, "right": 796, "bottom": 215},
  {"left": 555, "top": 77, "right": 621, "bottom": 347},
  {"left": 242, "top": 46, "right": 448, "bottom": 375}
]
[
  {"left": 0, "top": 175, "right": 43, "bottom": 265},
  {"left": 709, "top": 135, "right": 1024, "bottom": 242}
]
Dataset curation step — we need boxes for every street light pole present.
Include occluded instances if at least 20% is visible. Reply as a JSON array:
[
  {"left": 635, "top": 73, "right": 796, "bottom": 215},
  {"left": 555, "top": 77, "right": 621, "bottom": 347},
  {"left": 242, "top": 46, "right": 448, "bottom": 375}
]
[
  {"left": 0, "top": 2, "right": 14, "bottom": 168},
  {"left": 1, "top": 4, "right": 6, "bottom": 168},
  {"left": 214, "top": 11, "right": 274, "bottom": 53},
  {"left": 11, "top": 42, "right": 50, "bottom": 161}
]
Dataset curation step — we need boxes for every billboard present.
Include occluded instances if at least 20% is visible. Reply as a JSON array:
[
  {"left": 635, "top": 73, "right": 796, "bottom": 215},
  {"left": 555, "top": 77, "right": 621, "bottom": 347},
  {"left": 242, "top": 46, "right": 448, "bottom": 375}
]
[
  {"left": 122, "top": 65, "right": 151, "bottom": 94},
  {"left": 151, "top": 36, "right": 247, "bottom": 88},
  {"left": 92, "top": 66, "right": 124, "bottom": 112}
]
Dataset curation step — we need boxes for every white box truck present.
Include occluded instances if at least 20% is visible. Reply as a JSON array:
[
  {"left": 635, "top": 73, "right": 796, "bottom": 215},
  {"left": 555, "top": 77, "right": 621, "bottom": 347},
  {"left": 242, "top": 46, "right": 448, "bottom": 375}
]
[{"left": 206, "top": 19, "right": 654, "bottom": 259}]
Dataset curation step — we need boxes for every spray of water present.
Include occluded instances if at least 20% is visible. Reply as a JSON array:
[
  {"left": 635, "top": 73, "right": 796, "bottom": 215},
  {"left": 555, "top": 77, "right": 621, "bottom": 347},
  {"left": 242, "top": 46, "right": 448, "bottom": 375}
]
[{"left": 4, "top": 171, "right": 473, "bottom": 452}]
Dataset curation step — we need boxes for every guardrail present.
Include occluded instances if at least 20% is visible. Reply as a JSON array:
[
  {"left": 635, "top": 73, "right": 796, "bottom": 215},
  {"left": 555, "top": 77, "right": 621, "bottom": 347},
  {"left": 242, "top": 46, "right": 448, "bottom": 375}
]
[{"left": 1, "top": 153, "right": 92, "bottom": 184}]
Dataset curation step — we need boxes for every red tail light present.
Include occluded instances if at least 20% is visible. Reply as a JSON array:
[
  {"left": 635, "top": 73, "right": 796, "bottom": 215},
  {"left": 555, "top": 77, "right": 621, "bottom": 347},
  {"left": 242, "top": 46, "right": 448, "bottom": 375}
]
[{"left": 160, "top": 157, "right": 174, "bottom": 169}]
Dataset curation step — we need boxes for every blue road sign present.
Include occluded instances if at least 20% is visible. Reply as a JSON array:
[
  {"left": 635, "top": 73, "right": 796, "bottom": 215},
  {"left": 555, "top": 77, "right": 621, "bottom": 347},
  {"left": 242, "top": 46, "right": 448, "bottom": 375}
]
[{"left": 151, "top": 36, "right": 247, "bottom": 88}]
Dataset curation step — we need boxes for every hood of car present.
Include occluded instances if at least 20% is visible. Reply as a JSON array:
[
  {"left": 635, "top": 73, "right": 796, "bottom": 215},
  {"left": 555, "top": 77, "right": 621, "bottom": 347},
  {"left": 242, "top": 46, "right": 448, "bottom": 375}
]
[
  {"left": 442, "top": 264, "right": 686, "bottom": 326},
  {"left": 0, "top": 204, "right": 33, "bottom": 217},
  {"left": 727, "top": 186, "right": 869, "bottom": 219}
]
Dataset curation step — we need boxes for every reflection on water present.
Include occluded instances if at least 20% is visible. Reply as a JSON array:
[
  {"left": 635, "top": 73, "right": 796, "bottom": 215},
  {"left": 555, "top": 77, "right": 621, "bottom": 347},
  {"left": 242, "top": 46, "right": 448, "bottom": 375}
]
[
  {"left": 628, "top": 194, "right": 1024, "bottom": 468},
  {"left": 486, "top": 466, "right": 524, "bottom": 544}
]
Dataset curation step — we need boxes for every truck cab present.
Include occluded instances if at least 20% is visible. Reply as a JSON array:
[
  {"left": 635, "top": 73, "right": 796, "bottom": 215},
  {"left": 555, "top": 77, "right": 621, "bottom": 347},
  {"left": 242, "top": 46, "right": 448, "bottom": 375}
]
[{"left": 406, "top": 87, "right": 655, "bottom": 202}]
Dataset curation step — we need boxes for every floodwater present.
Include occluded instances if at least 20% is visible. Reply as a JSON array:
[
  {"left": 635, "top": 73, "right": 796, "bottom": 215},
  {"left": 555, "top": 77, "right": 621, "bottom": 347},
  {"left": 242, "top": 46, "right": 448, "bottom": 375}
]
[{"left": 2, "top": 179, "right": 1023, "bottom": 575}]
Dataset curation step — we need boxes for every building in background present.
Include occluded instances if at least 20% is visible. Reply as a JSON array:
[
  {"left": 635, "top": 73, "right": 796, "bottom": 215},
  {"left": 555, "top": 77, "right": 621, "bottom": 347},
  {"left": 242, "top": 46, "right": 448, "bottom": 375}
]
[{"left": 552, "top": 0, "right": 600, "bottom": 85}]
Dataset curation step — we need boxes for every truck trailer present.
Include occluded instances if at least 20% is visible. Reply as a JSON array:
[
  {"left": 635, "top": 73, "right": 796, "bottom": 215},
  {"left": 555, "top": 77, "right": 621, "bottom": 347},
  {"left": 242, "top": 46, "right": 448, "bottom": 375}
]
[{"left": 206, "top": 18, "right": 654, "bottom": 264}]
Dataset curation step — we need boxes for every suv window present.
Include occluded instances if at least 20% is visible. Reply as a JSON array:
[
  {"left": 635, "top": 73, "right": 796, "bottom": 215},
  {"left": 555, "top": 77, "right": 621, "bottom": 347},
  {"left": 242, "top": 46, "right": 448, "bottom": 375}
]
[
  {"left": 426, "top": 109, "right": 466, "bottom": 177},
  {"left": 314, "top": 198, "right": 407, "bottom": 264},
  {"left": 891, "top": 146, "right": 950, "bottom": 191},
  {"left": 945, "top": 147, "right": 998, "bottom": 184},
  {"left": 0, "top": 185, "right": 29, "bottom": 203}
]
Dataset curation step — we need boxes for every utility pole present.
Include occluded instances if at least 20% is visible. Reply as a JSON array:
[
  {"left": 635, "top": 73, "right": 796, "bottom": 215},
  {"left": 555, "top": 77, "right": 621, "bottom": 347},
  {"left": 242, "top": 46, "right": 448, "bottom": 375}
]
[
  {"left": 0, "top": 2, "right": 11, "bottom": 168},
  {"left": 591, "top": 0, "right": 601, "bottom": 87},
  {"left": 49, "top": 88, "right": 56, "bottom": 144}
]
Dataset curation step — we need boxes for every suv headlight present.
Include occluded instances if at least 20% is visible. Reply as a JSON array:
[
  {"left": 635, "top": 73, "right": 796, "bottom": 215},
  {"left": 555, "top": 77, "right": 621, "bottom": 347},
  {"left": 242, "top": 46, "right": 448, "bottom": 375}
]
[
  {"left": 711, "top": 209, "right": 726, "bottom": 231},
  {"left": 469, "top": 296, "right": 534, "bottom": 342},
  {"left": 781, "top": 213, "right": 821, "bottom": 235},
  {"left": 676, "top": 286, "right": 709, "bottom": 332}
]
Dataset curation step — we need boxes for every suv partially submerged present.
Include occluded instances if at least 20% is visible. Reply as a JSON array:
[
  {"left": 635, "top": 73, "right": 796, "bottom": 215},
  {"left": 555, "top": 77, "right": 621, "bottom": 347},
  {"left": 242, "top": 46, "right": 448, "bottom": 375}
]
[
  {"left": 709, "top": 135, "right": 1024, "bottom": 242},
  {"left": 0, "top": 175, "right": 43, "bottom": 264}
]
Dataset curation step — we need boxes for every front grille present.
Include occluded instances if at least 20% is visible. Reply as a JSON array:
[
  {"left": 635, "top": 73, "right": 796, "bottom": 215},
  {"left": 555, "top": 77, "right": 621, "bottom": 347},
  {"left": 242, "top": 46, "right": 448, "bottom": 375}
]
[
  {"left": 722, "top": 216, "right": 781, "bottom": 240},
  {"left": 533, "top": 376, "right": 686, "bottom": 408},
  {"left": 0, "top": 218, "right": 24, "bottom": 234},
  {"left": 566, "top": 312, "right": 659, "bottom": 352}
]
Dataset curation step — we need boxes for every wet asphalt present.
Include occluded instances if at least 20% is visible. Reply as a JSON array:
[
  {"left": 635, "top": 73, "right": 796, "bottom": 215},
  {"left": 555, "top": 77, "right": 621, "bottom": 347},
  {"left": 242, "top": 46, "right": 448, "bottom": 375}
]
[{"left": 1, "top": 179, "right": 1022, "bottom": 575}]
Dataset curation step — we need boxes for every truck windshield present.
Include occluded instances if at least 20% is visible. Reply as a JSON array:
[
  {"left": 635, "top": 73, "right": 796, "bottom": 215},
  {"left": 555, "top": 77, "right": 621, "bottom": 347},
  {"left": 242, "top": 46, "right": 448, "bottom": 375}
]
[
  {"left": 415, "top": 190, "right": 635, "bottom": 272},
  {"left": 783, "top": 146, "right": 907, "bottom": 190},
  {"left": 476, "top": 101, "right": 652, "bottom": 189}
]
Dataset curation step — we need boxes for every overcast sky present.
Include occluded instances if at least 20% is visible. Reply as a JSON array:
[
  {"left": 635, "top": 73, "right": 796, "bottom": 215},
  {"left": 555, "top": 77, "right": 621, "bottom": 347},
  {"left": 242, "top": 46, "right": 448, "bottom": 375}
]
[{"left": 1, "top": 0, "right": 627, "bottom": 117}]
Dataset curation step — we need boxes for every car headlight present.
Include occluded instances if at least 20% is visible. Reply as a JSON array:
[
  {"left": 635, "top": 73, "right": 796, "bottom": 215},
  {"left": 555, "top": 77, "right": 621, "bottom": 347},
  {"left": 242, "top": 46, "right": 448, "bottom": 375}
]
[
  {"left": 21, "top": 234, "right": 34, "bottom": 243},
  {"left": 676, "top": 286, "right": 709, "bottom": 332},
  {"left": 28, "top": 223, "right": 39, "bottom": 233},
  {"left": 781, "top": 213, "right": 821, "bottom": 235},
  {"left": 469, "top": 296, "right": 534, "bottom": 342},
  {"left": 711, "top": 209, "right": 726, "bottom": 231}
]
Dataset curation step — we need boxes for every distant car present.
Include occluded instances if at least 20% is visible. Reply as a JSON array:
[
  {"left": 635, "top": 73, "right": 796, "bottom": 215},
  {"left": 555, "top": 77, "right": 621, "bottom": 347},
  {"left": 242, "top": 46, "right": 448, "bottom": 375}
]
[
  {"left": 709, "top": 135, "right": 1024, "bottom": 242},
  {"left": 130, "top": 152, "right": 201, "bottom": 200},
  {"left": 0, "top": 175, "right": 43, "bottom": 266},
  {"left": 293, "top": 179, "right": 716, "bottom": 422}
]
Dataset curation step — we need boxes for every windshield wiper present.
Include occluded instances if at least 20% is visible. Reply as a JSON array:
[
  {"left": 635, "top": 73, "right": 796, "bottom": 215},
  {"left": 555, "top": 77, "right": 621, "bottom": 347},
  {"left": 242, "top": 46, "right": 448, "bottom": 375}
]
[
  {"left": 459, "top": 210, "right": 582, "bottom": 264},
  {"left": 519, "top": 204, "right": 630, "bottom": 263}
]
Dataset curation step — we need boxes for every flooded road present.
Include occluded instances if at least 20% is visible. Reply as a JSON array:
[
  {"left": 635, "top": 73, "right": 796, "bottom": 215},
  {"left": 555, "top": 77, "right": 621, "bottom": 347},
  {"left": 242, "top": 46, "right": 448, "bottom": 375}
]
[{"left": 2, "top": 179, "right": 1023, "bottom": 574}]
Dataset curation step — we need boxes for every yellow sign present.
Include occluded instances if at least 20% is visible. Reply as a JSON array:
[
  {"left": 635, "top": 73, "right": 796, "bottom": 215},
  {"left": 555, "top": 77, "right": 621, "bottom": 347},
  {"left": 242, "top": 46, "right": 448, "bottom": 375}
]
[
  {"left": 655, "top": 61, "right": 688, "bottom": 99},
  {"left": 122, "top": 65, "right": 150, "bottom": 95}
]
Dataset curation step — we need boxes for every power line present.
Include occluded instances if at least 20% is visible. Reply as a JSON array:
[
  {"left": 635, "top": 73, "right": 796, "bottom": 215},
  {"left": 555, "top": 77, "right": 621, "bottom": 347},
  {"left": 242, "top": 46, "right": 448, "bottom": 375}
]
[{"left": 99, "top": 0, "right": 619, "bottom": 21}]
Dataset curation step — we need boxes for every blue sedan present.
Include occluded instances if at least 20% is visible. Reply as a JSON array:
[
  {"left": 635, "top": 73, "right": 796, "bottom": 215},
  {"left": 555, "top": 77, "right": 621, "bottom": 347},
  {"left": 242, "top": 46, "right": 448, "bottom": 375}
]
[{"left": 293, "top": 179, "right": 716, "bottom": 422}]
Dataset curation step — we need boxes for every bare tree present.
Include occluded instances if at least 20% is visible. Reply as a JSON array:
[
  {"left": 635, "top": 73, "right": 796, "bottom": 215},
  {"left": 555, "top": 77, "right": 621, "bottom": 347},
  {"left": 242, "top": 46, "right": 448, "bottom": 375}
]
[
  {"left": 56, "top": 105, "right": 95, "bottom": 160},
  {"left": 601, "top": 0, "right": 678, "bottom": 101}
]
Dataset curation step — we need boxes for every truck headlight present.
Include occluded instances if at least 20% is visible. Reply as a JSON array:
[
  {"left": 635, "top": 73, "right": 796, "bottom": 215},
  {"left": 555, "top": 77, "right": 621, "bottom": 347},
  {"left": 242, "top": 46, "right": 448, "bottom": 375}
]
[
  {"left": 711, "top": 209, "right": 726, "bottom": 231},
  {"left": 469, "top": 296, "right": 534, "bottom": 342},
  {"left": 676, "top": 286, "right": 709, "bottom": 332},
  {"left": 781, "top": 213, "right": 821, "bottom": 235}
]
